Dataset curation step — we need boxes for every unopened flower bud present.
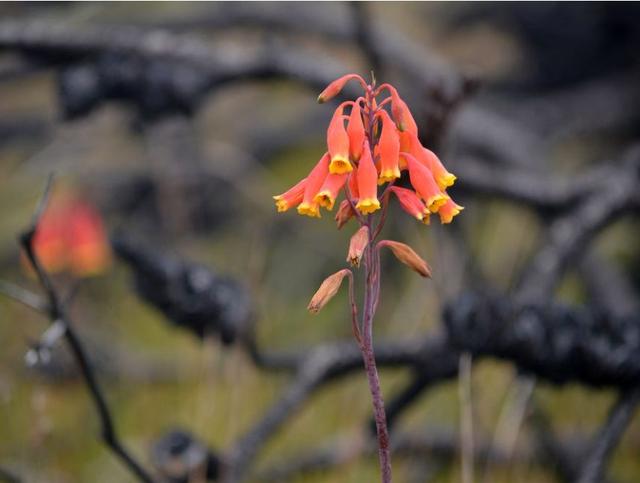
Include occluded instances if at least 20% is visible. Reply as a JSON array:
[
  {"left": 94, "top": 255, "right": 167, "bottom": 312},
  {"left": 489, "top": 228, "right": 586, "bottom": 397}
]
[
  {"left": 307, "top": 269, "right": 351, "bottom": 314},
  {"left": 347, "top": 226, "right": 369, "bottom": 267},
  {"left": 335, "top": 199, "right": 355, "bottom": 229},
  {"left": 379, "top": 240, "right": 431, "bottom": 278},
  {"left": 317, "top": 74, "right": 363, "bottom": 104}
]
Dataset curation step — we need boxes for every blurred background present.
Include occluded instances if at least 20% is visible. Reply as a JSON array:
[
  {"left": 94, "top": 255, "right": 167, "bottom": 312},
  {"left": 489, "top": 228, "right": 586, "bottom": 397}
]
[{"left": 1, "top": 3, "right": 639, "bottom": 482}]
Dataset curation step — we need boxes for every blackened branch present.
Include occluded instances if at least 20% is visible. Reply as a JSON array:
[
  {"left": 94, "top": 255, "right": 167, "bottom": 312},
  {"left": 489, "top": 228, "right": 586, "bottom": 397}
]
[
  {"left": 517, "top": 148, "right": 640, "bottom": 302},
  {"left": 444, "top": 293, "right": 640, "bottom": 388},
  {"left": 16, "top": 179, "right": 155, "bottom": 483}
]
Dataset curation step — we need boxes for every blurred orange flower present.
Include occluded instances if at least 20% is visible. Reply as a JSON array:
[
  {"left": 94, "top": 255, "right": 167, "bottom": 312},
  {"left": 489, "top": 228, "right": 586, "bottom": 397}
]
[{"left": 29, "top": 191, "right": 111, "bottom": 277}]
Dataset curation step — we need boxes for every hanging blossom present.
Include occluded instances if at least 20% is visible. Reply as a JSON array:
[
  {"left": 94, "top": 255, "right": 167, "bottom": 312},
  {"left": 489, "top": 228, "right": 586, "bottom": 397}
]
[
  {"left": 271, "top": 73, "right": 463, "bottom": 483},
  {"left": 273, "top": 73, "right": 463, "bottom": 225}
]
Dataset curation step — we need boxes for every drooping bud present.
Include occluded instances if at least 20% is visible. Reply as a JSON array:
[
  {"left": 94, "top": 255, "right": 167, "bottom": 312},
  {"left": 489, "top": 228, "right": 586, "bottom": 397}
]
[
  {"left": 298, "top": 153, "right": 330, "bottom": 218},
  {"left": 335, "top": 199, "right": 355, "bottom": 229},
  {"left": 438, "top": 198, "right": 464, "bottom": 224},
  {"left": 317, "top": 74, "right": 364, "bottom": 104},
  {"left": 347, "top": 102, "right": 365, "bottom": 161},
  {"left": 327, "top": 106, "right": 353, "bottom": 174},
  {"left": 355, "top": 141, "right": 381, "bottom": 215},
  {"left": 379, "top": 240, "right": 432, "bottom": 278},
  {"left": 307, "top": 269, "right": 351, "bottom": 314},
  {"left": 347, "top": 226, "right": 369, "bottom": 267},
  {"left": 377, "top": 110, "right": 401, "bottom": 184},
  {"left": 390, "top": 90, "right": 418, "bottom": 135},
  {"left": 273, "top": 178, "right": 307, "bottom": 212}
]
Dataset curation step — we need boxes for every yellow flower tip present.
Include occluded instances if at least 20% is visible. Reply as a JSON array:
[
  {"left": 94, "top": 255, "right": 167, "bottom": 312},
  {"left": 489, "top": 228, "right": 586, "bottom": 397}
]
[
  {"left": 314, "top": 191, "right": 335, "bottom": 210},
  {"left": 418, "top": 211, "right": 431, "bottom": 225},
  {"left": 426, "top": 195, "right": 449, "bottom": 213},
  {"left": 439, "top": 205, "right": 464, "bottom": 224},
  {"left": 317, "top": 94, "right": 326, "bottom": 104},
  {"left": 329, "top": 157, "right": 353, "bottom": 175},
  {"left": 377, "top": 169, "right": 401, "bottom": 185},
  {"left": 297, "top": 202, "right": 321, "bottom": 218},
  {"left": 274, "top": 198, "right": 289, "bottom": 212},
  {"left": 356, "top": 198, "right": 381, "bottom": 215},
  {"left": 437, "top": 173, "right": 457, "bottom": 190}
]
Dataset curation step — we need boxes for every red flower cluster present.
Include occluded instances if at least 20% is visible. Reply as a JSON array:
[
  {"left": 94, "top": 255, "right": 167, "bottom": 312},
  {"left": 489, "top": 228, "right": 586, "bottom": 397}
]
[
  {"left": 29, "top": 191, "right": 112, "bottom": 277},
  {"left": 273, "top": 73, "right": 463, "bottom": 225}
]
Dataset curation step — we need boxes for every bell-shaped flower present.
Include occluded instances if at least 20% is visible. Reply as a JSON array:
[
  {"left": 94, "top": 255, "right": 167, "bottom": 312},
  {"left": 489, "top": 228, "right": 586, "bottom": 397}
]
[
  {"left": 400, "top": 131, "right": 456, "bottom": 190},
  {"left": 273, "top": 178, "right": 307, "bottom": 212},
  {"left": 327, "top": 106, "right": 353, "bottom": 174},
  {"left": 438, "top": 198, "right": 464, "bottom": 224},
  {"left": 347, "top": 102, "right": 365, "bottom": 162},
  {"left": 355, "top": 142, "right": 381, "bottom": 215},
  {"left": 377, "top": 110, "right": 401, "bottom": 184},
  {"left": 420, "top": 148, "right": 456, "bottom": 190},
  {"left": 314, "top": 173, "right": 348, "bottom": 210},
  {"left": 390, "top": 186, "right": 430, "bottom": 224},
  {"left": 402, "top": 153, "right": 448, "bottom": 213},
  {"left": 297, "top": 153, "right": 330, "bottom": 218}
]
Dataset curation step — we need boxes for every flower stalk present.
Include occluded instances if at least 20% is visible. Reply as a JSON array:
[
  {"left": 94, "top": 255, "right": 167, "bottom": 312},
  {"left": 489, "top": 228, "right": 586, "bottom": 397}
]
[{"left": 274, "top": 72, "right": 462, "bottom": 483}]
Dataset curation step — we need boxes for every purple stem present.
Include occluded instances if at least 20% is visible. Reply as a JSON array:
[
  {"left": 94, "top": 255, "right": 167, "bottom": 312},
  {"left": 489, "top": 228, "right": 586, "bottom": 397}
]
[{"left": 361, "top": 230, "right": 392, "bottom": 482}]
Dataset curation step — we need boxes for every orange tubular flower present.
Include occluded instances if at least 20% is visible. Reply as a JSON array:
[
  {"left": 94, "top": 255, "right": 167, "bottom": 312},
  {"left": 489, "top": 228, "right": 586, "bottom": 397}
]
[
  {"left": 377, "top": 110, "right": 401, "bottom": 184},
  {"left": 355, "top": 142, "right": 381, "bottom": 214},
  {"left": 403, "top": 153, "right": 449, "bottom": 213},
  {"left": 298, "top": 153, "right": 330, "bottom": 218},
  {"left": 390, "top": 186, "right": 430, "bottom": 224},
  {"left": 315, "top": 173, "right": 348, "bottom": 210},
  {"left": 317, "top": 74, "right": 365, "bottom": 104},
  {"left": 327, "top": 106, "right": 353, "bottom": 174},
  {"left": 419, "top": 148, "right": 456, "bottom": 190},
  {"left": 347, "top": 102, "right": 365, "bottom": 162},
  {"left": 438, "top": 198, "right": 464, "bottom": 224},
  {"left": 273, "top": 177, "right": 307, "bottom": 212},
  {"left": 400, "top": 131, "right": 456, "bottom": 190}
]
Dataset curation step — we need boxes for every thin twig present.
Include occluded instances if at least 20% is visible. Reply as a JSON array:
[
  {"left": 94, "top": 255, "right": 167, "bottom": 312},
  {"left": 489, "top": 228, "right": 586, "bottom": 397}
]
[
  {"left": 16, "top": 177, "right": 155, "bottom": 483},
  {"left": 458, "top": 353, "right": 474, "bottom": 483},
  {"left": 0, "top": 281, "right": 46, "bottom": 312},
  {"left": 577, "top": 389, "right": 640, "bottom": 483}
]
